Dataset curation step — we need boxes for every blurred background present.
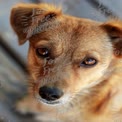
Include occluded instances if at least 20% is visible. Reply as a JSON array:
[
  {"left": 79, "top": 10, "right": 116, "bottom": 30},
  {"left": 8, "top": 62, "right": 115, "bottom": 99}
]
[{"left": 0, "top": 0, "right": 122, "bottom": 122}]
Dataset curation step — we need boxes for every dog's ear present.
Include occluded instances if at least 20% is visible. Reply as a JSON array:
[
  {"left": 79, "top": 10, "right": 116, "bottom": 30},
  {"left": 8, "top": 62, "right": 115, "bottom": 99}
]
[
  {"left": 10, "top": 3, "right": 62, "bottom": 45},
  {"left": 101, "top": 20, "right": 122, "bottom": 58}
]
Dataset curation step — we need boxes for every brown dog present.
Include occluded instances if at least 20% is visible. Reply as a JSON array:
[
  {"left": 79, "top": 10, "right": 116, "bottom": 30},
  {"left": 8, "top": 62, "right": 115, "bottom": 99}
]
[{"left": 10, "top": 3, "right": 122, "bottom": 122}]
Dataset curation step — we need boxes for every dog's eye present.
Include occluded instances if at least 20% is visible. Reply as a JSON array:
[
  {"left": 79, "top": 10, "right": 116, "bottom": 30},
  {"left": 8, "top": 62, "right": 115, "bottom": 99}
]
[
  {"left": 36, "top": 48, "right": 50, "bottom": 58},
  {"left": 80, "top": 57, "right": 97, "bottom": 67}
]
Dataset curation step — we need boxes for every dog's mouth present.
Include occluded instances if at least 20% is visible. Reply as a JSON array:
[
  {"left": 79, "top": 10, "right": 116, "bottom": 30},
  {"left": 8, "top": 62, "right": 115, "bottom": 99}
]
[
  {"left": 36, "top": 95, "right": 61, "bottom": 105},
  {"left": 39, "top": 98, "right": 60, "bottom": 105},
  {"left": 35, "top": 93, "right": 71, "bottom": 106}
]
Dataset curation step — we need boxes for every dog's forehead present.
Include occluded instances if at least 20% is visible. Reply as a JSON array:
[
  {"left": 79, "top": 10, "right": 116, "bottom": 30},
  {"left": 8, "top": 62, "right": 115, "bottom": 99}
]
[
  {"left": 30, "top": 17, "right": 109, "bottom": 50},
  {"left": 54, "top": 18, "right": 108, "bottom": 49}
]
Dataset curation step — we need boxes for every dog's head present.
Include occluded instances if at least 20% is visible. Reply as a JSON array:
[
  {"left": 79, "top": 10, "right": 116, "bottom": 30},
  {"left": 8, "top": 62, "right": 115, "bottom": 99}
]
[{"left": 11, "top": 3, "right": 122, "bottom": 106}]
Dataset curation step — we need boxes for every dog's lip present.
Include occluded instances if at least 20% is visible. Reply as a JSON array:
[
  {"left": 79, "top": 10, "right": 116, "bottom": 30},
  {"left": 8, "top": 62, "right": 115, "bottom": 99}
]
[
  {"left": 41, "top": 98, "right": 60, "bottom": 105},
  {"left": 36, "top": 95, "right": 60, "bottom": 105}
]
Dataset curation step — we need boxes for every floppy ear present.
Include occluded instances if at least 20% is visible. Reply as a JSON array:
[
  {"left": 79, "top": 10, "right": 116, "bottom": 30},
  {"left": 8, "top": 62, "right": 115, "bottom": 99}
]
[
  {"left": 101, "top": 20, "right": 122, "bottom": 58},
  {"left": 10, "top": 3, "right": 62, "bottom": 45}
]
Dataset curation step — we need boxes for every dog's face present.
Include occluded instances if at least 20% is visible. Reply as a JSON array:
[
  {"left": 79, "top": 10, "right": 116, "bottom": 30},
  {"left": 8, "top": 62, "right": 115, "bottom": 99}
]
[{"left": 11, "top": 3, "right": 122, "bottom": 106}]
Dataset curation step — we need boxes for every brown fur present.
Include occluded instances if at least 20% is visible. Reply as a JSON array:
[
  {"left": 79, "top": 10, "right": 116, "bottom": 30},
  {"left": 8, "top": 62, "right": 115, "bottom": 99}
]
[{"left": 10, "top": 3, "right": 122, "bottom": 122}]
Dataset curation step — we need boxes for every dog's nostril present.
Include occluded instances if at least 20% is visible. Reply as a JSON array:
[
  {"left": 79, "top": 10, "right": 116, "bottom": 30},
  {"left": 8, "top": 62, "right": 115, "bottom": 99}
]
[
  {"left": 39, "top": 86, "right": 63, "bottom": 101},
  {"left": 51, "top": 95, "right": 60, "bottom": 99}
]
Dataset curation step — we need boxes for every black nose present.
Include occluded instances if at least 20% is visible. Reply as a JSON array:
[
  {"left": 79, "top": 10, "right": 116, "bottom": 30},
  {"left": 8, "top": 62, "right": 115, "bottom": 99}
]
[{"left": 39, "top": 86, "right": 63, "bottom": 101}]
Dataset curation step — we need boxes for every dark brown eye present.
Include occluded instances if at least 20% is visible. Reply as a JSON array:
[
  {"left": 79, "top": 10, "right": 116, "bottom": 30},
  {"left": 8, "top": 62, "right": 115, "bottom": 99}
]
[
  {"left": 80, "top": 57, "right": 97, "bottom": 67},
  {"left": 36, "top": 48, "right": 50, "bottom": 58}
]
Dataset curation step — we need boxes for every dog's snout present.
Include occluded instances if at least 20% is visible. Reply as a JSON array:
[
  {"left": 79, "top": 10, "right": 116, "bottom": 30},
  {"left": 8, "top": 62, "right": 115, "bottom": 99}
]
[{"left": 39, "top": 86, "right": 63, "bottom": 101}]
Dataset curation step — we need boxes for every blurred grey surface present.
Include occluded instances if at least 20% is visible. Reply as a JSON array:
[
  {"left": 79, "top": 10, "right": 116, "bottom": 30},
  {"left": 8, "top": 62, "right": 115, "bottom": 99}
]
[
  {"left": 0, "top": 0, "right": 122, "bottom": 122},
  {"left": 0, "top": 47, "right": 33, "bottom": 122}
]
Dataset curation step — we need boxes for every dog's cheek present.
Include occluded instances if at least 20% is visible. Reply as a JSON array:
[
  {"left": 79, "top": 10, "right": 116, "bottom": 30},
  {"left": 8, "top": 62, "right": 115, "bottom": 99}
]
[
  {"left": 62, "top": 67, "right": 83, "bottom": 94},
  {"left": 28, "top": 46, "right": 38, "bottom": 66},
  {"left": 71, "top": 65, "right": 108, "bottom": 92},
  {"left": 28, "top": 46, "right": 43, "bottom": 80}
]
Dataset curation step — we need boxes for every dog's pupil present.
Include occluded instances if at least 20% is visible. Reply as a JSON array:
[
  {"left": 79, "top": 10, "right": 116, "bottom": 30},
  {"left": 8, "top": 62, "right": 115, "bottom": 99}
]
[
  {"left": 80, "top": 58, "right": 97, "bottom": 67},
  {"left": 38, "top": 48, "right": 49, "bottom": 56}
]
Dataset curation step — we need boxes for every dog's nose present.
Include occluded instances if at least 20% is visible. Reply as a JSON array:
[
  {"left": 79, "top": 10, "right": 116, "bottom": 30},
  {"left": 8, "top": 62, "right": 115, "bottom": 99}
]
[{"left": 39, "top": 86, "right": 63, "bottom": 101}]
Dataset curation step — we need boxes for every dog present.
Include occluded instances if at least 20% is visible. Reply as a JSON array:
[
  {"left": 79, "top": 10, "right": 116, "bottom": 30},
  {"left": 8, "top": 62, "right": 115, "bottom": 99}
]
[{"left": 10, "top": 3, "right": 122, "bottom": 122}]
